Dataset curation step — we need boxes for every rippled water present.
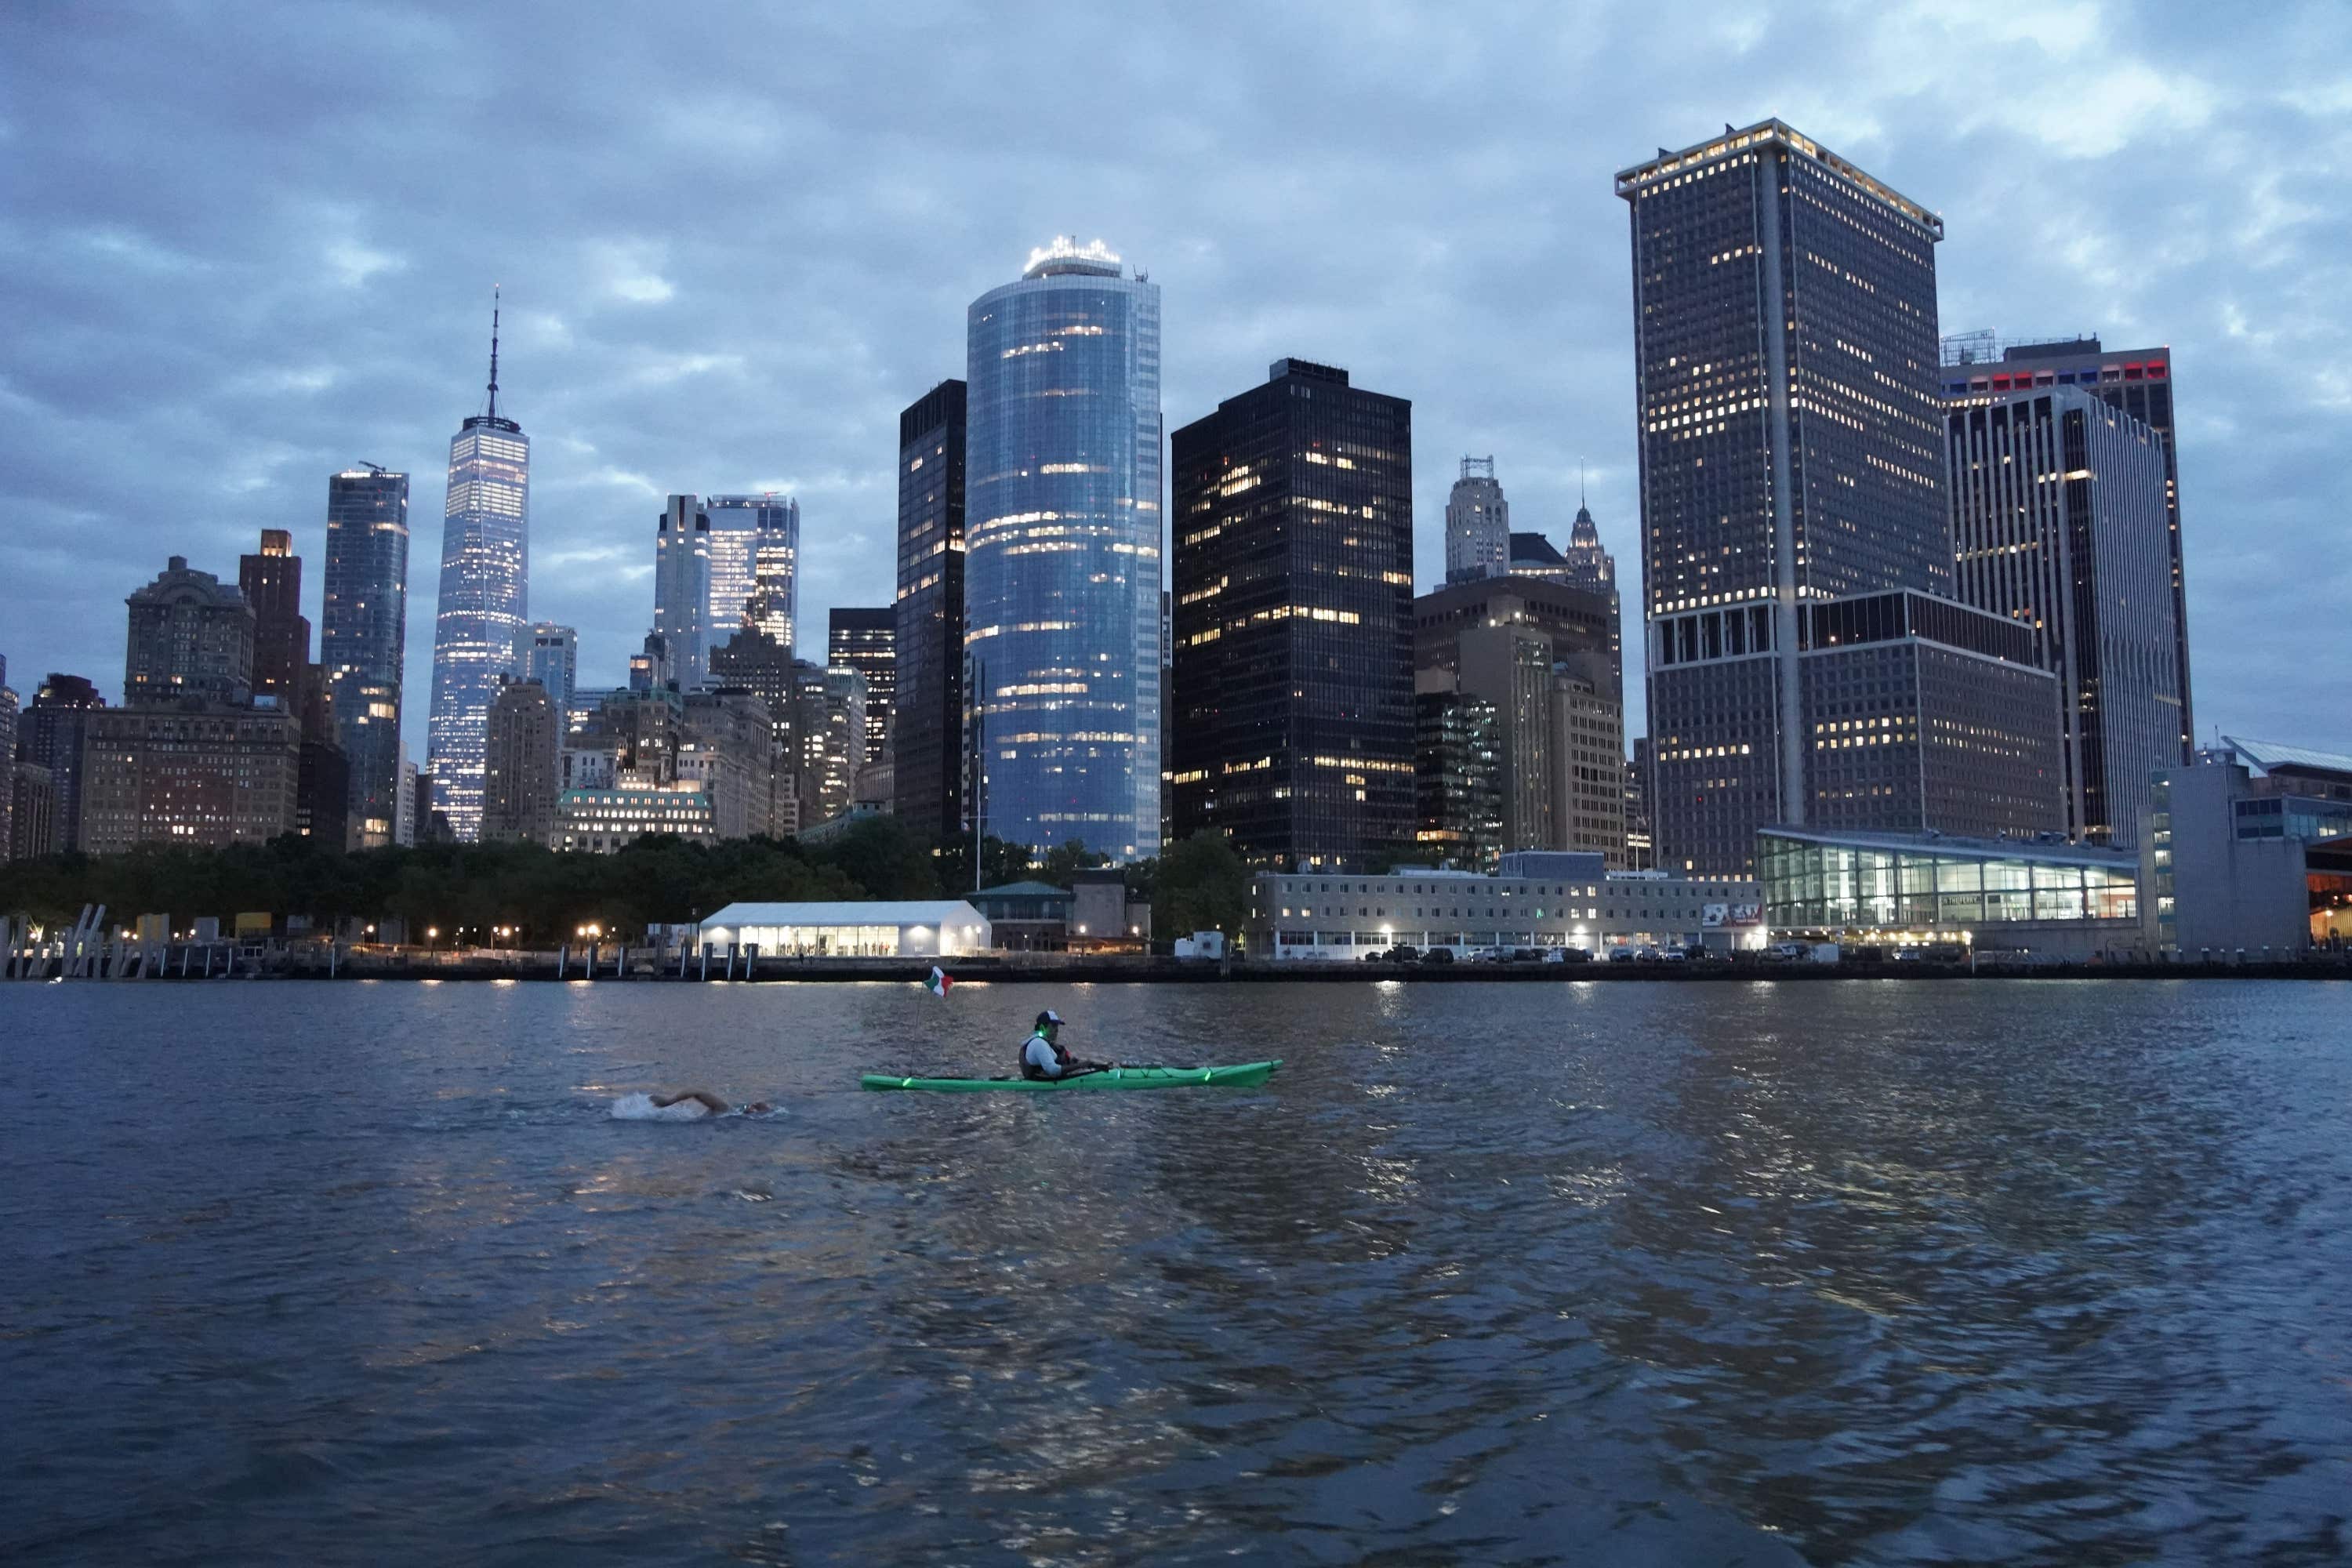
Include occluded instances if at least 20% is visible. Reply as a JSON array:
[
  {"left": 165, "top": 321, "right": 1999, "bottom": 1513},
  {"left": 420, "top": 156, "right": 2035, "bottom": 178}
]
[{"left": 3, "top": 978, "right": 2347, "bottom": 1565}]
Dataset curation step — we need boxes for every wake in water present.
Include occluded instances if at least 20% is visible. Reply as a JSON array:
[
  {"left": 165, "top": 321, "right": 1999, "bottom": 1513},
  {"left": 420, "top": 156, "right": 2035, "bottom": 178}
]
[{"left": 607, "top": 1093, "right": 783, "bottom": 1121}]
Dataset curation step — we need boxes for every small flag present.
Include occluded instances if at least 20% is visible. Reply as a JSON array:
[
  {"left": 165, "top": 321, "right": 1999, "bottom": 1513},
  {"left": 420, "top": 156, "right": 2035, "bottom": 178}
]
[{"left": 927, "top": 966, "right": 951, "bottom": 998}]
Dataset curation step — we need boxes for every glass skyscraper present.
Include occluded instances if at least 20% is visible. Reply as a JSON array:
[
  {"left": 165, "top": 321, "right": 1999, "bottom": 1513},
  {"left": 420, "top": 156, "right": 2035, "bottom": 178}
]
[
  {"left": 652, "top": 495, "right": 712, "bottom": 688},
  {"left": 705, "top": 495, "right": 799, "bottom": 655},
  {"left": 894, "top": 379, "right": 967, "bottom": 843},
  {"left": 426, "top": 301, "right": 530, "bottom": 840},
  {"left": 964, "top": 238, "right": 1162, "bottom": 861},
  {"left": 321, "top": 465, "right": 410, "bottom": 846}
]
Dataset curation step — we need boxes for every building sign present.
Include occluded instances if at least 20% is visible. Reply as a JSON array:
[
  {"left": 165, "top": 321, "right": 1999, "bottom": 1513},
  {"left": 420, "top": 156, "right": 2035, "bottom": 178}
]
[{"left": 1704, "top": 902, "right": 1764, "bottom": 927}]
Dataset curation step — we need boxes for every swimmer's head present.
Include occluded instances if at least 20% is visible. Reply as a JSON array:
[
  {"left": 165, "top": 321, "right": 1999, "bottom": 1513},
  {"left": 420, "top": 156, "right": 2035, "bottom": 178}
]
[{"left": 745, "top": 1101, "right": 773, "bottom": 1115}]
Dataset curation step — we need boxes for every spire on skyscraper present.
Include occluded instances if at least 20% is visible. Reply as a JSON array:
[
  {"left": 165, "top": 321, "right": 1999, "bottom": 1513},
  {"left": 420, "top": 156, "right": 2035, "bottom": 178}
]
[{"left": 486, "top": 286, "right": 501, "bottom": 421}]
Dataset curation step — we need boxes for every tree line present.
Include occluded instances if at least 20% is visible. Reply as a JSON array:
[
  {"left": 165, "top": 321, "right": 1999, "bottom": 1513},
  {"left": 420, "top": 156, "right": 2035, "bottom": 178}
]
[{"left": 0, "top": 818, "right": 1254, "bottom": 946}]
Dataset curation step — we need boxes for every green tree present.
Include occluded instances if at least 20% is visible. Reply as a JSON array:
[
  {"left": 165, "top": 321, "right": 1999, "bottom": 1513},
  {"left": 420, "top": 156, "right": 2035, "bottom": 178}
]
[{"left": 1152, "top": 830, "right": 1251, "bottom": 941}]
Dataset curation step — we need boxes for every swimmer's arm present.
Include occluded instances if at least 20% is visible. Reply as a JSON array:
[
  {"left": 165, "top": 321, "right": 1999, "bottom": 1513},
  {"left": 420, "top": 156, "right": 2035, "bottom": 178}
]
[{"left": 650, "top": 1091, "right": 731, "bottom": 1113}]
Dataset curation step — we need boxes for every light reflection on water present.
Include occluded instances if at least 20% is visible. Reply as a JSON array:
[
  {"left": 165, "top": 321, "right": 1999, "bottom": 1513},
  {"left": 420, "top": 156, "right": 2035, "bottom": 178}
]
[{"left": 2, "top": 978, "right": 2348, "bottom": 1565}]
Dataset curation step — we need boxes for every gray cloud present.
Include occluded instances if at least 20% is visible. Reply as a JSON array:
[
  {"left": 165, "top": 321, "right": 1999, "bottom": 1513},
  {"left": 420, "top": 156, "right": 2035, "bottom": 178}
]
[{"left": 2, "top": 0, "right": 2345, "bottom": 758}]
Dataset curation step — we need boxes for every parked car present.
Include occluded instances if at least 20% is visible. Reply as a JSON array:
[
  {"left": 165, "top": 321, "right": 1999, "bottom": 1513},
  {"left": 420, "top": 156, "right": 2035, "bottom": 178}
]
[
  {"left": 1556, "top": 946, "right": 1594, "bottom": 964},
  {"left": 1510, "top": 948, "right": 1546, "bottom": 964},
  {"left": 1423, "top": 946, "right": 1457, "bottom": 965},
  {"left": 1659, "top": 948, "right": 1689, "bottom": 963},
  {"left": 1382, "top": 944, "right": 1423, "bottom": 964},
  {"left": 1769, "top": 942, "right": 1810, "bottom": 962},
  {"left": 1607, "top": 947, "right": 1637, "bottom": 964},
  {"left": 1848, "top": 944, "right": 1886, "bottom": 964}
]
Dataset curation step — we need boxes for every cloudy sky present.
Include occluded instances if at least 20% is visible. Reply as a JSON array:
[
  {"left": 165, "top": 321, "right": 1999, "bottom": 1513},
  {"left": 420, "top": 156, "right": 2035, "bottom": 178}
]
[{"left": 3, "top": 0, "right": 2346, "bottom": 758}]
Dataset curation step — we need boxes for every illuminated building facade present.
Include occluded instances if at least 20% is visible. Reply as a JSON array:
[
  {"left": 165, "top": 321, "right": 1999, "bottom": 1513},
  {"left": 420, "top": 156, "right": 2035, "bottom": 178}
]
[
  {"left": 964, "top": 237, "right": 1161, "bottom": 861},
  {"left": 706, "top": 495, "right": 799, "bottom": 652},
  {"left": 426, "top": 302, "right": 530, "bottom": 840},
  {"left": 322, "top": 464, "right": 409, "bottom": 846},
  {"left": 894, "top": 379, "right": 967, "bottom": 842},
  {"left": 1168, "top": 358, "right": 1414, "bottom": 869},
  {"left": 1620, "top": 118, "right": 2040, "bottom": 873},
  {"left": 1947, "top": 387, "right": 2180, "bottom": 848},
  {"left": 556, "top": 783, "right": 715, "bottom": 852},
  {"left": 1443, "top": 456, "right": 1508, "bottom": 583},
  {"left": 1413, "top": 674, "right": 1501, "bottom": 872},
  {"left": 652, "top": 495, "right": 713, "bottom": 688},
  {"left": 1761, "top": 826, "right": 2139, "bottom": 960},
  {"left": 78, "top": 706, "right": 301, "bottom": 854},
  {"left": 238, "top": 531, "right": 310, "bottom": 717},
  {"left": 124, "top": 557, "right": 255, "bottom": 706},
  {"left": 1944, "top": 334, "right": 2194, "bottom": 760},
  {"left": 2146, "top": 739, "right": 2352, "bottom": 956},
  {"left": 827, "top": 608, "right": 895, "bottom": 767}
]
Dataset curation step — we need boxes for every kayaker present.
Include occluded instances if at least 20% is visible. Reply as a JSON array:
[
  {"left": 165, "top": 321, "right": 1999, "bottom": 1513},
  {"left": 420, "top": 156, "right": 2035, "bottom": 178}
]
[{"left": 1018, "top": 1010, "right": 1108, "bottom": 1081}]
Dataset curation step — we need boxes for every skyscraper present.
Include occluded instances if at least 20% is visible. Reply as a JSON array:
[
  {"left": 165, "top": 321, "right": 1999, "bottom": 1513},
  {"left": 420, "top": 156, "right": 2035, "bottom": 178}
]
[
  {"left": 481, "top": 677, "right": 560, "bottom": 844},
  {"left": 652, "top": 495, "right": 712, "bottom": 689},
  {"left": 426, "top": 297, "right": 531, "bottom": 840},
  {"left": 1618, "top": 118, "right": 2063, "bottom": 873},
  {"left": 522, "top": 622, "right": 578, "bottom": 710},
  {"left": 706, "top": 495, "right": 799, "bottom": 652},
  {"left": 894, "top": 379, "right": 967, "bottom": 844},
  {"left": 964, "top": 237, "right": 1162, "bottom": 860},
  {"left": 124, "top": 557, "right": 256, "bottom": 706},
  {"left": 826, "top": 608, "right": 895, "bottom": 767},
  {"left": 1412, "top": 672, "right": 1502, "bottom": 871},
  {"left": 1443, "top": 457, "right": 1508, "bottom": 583},
  {"left": 239, "top": 530, "right": 310, "bottom": 717},
  {"left": 1947, "top": 387, "right": 2180, "bottom": 847},
  {"left": 0, "top": 662, "right": 13, "bottom": 866},
  {"left": 1942, "top": 334, "right": 2194, "bottom": 760},
  {"left": 322, "top": 464, "right": 410, "bottom": 847},
  {"left": 1169, "top": 358, "right": 1415, "bottom": 870}
]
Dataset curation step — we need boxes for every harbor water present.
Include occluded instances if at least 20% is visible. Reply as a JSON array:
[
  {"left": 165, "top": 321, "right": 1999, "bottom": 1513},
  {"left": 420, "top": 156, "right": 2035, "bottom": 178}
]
[{"left": 2, "top": 979, "right": 2347, "bottom": 1564}]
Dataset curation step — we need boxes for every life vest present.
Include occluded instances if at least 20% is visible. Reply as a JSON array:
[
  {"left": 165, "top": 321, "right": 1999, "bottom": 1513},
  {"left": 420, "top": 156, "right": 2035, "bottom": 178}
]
[{"left": 1018, "top": 1030, "right": 1072, "bottom": 1080}]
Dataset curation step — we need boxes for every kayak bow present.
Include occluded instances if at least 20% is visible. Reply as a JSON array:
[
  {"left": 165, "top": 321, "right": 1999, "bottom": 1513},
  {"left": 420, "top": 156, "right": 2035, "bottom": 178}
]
[{"left": 860, "top": 1060, "right": 1283, "bottom": 1093}]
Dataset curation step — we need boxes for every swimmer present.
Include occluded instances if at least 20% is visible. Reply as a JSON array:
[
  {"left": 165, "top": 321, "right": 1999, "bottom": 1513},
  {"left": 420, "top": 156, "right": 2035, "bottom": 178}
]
[{"left": 650, "top": 1090, "right": 774, "bottom": 1116}]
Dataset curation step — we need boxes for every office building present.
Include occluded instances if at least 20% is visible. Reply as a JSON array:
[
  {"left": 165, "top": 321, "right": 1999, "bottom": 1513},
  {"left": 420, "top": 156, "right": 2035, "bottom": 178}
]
[
  {"left": 1626, "top": 738, "right": 1655, "bottom": 871},
  {"left": 239, "top": 530, "right": 310, "bottom": 717},
  {"left": 1247, "top": 853, "right": 1766, "bottom": 959},
  {"left": 680, "top": 688, "right": 779, "bottom": 840},
  {"left": 652, "top": 495, "right": 713, "bottom": 689},
  {"left": 1505, "top": 531, "right": 1569, "bottom": 586},
  {"left": 18, "top": 673, "right": 104, "bottom": 852},
  {"left": 321, "top": 464, "right": 409, "bottom": 847},
  {"left": 557, "top": 782, "right": 716, "bottom": 851},
  {"left": 1443, "top": 456, "right": 1508, "bottom": 583},
  {"left": 1563, "top": 494, "right": 1616, "bottom": 598},
  {"left": 1412, "top": 576, "right": 1617, "bottom": 682},
  {"left": 0, "top": 671, "right": 13, "bottom": 864},
  {"left": 706, "top": 495, "right": 800, "bottom": 652},
  {"left": 1944, "top": 333, "right": 2194, "bottom": 759},
  {"left": 395, "top": 746, "right": 417, "bottom": 847},
  {"left": 1169, "top": 358, "right": 1415, "bottom": 870},
  {"left": 894, "top": 379, "right": 967, "bottom": 844},
  {"left": 788, "top": 662, "right": 866, "bottom": 829},
  {"left": 827, "top": 608, "right": 895, "bottom": 767},
  {"left": 1947, "top": 387, "right": 2181, "bottom": 847},
  {"left": 522, "top": 622, "right": 578, "bottom": 710},
  {"left": 1618, "top": 119, "right": 2060, "bottom": 873},
  {"left": 1550, "top": 655, "right": 1626, "bottom": 864},
  {"left": 1412, "top": 672, "right": 1501, "bottom": 872},
  {"left": 1456, "top": 623, "right": 1555, "bottom": 853},
  {"left": 124, "top": 556, "right": 255, "bottom": 706},
  {"left": 2143, "top": 739, "right": 2352, "bottom": 958},
  {"left": 79, "top": 706, "right": 300, "bottom": 853},
  {"left": 426, "top": 300, "right": 532, "bottom": 840},
  {"left": 964, "top": 236, "right": 1161, "bottom": 861},
  {"left": 481, "top": 677, "right": 560, "bottom": 844},
  {"left": 296, "top": 735, "right": 349, "bottom": 848},
  {"left": 1759, "top": 826, "right": 2140, "bottom": 960},
  {"left": 12, "top": 757, "right": 56, "bottom": 862}
]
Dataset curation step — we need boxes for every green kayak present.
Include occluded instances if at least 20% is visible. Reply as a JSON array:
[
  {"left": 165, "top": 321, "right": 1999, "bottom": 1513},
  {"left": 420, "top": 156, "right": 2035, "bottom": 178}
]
[{"left": 861, "top": 1060, "right": 1283, "bottom": 1093}]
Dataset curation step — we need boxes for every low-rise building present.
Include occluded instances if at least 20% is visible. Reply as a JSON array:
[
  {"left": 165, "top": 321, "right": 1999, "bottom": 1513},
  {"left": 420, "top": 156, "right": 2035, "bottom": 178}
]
[
  {"left": 971, "top": 880, "right": 1073, "bottom": 950},
  {"left": 1248, "top": 850, "right": 1764, "bottom": 960},
  {"left": 1069, "top": 867, "right": 1150, "bottom": 949},
  {"left": 556, "top": 783, "right": 715, "bottom": 852},
  {"left": 2143, "top": 739, "right": 2352, "bottom": 958},
  {"left": 1758, "top": 825, "right": 2140, "bottom": 960},
  {"left": 699, "top": 899, "right": 990, "bottom": 958}
]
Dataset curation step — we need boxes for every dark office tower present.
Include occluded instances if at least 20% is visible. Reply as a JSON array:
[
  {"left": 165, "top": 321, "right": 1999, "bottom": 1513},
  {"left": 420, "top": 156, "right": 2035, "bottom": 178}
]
[
  {"left": 1413, "top": 672, "right": 1501, "bottom": 872},
  {"left": 1947, "top": 388, "right": 2178, "bottom": 848},
  {"left": 1621, "top": 120, "right": 1978, "bottom": 873},
  {"left": 1169, "top": 358, "right": 1415, "bottom": 870},
  {"left": 239, "top": 530, "right": 311, "bottom": 720},
  {"left": 125, "top": 556, "right": 256, "bottom": 706},
  {"left": 826, "top": 608, "right": 895, "bottom": 766},
  {"left": 893, "top": 379, "right": 966, "bottom": 841},
  {"left": 321, "top": 464, "right": 410, "bottom": 847},
  {"left": 1942, "top": 334, "right": 2194, "bottom": 761},
  {"left": 20, "top": 674, "right": 104, "bottom": 851},
  {"left": 296, "top": 737, "right": 349, "bottom": 848},
  {"left": 0, "top": 664, "right": 13, "bottom": 864},
  {"left": 1625, "top": 737, "right": 1655, "bottom": 871}
]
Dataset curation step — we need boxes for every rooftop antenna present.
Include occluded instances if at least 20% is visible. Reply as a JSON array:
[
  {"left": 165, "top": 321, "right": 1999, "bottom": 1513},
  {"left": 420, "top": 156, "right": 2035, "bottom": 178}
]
[
  {"left": 486, "top": 285, "right": 502, "bottom": 419},
  {"left": 1579, "top": 458, "right": 1588, "bottom": 508}
]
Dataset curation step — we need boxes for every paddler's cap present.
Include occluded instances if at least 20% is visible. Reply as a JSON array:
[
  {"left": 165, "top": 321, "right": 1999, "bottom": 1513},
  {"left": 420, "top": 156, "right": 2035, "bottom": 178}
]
[{"left": 1036, "top": 1009, "right": 1063, "bottom": 1028}]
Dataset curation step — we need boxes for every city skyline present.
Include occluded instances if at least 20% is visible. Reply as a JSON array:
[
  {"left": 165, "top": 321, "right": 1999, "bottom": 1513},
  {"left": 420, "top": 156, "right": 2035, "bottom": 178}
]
[{"left": 2, "top": 5, "right": 2344, "bottom": 768}]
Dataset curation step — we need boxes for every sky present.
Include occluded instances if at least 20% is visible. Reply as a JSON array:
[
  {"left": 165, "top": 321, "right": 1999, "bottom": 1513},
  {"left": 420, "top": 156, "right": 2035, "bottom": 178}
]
[{"left": 2, "top": 0, "right": 2347, "bottom": 762}]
